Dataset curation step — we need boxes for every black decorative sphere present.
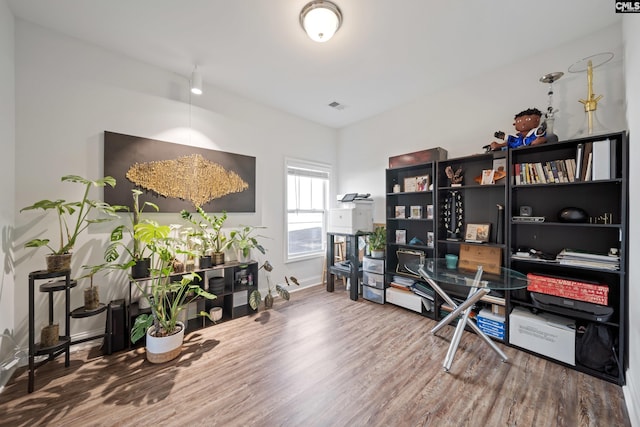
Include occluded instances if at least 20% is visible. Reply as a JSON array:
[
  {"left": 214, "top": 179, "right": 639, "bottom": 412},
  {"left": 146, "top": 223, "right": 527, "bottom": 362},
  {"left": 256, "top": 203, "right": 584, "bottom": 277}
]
[{"left": 558, "top": 207, "right": 588, "bottom": 223}]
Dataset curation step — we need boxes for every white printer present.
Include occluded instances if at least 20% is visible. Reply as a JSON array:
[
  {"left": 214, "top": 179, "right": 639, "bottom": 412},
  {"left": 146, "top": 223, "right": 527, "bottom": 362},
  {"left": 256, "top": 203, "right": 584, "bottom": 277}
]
[{"left": 328, "top": 193, "right": 374, "bottom": 234}]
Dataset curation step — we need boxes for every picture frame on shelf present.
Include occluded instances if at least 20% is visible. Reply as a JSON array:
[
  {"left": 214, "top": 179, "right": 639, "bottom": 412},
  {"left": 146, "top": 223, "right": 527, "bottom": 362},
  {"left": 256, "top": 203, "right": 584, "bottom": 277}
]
[
  {"left": 427, "top": 231, "right": 434, "bottom": 248},
  {"left": 410, "top": 205, "right": 422, "bottom": 219},
  {"left": 395, "top": 229, "right": 407, "bottom": 244},
  {"left": 403, "top": 175, "right": 430, "bottom": 193},
  {"left": 415, "top": 176, "right": 430, "bottom": 192},
  {"left": 481, "top": 169, "right": 495, "bottom": 185},
  {"left": 493, "top": 157, "right": 507, "bottom": 175},
  {"left": 464, "top": 223, "right": 491, "bottom": 243},
  {"left": 426, "top": 204, "right": 434, "bottom": 219},
  {"left": 395, "top": 206, "right": 406, "bottom": 218}
]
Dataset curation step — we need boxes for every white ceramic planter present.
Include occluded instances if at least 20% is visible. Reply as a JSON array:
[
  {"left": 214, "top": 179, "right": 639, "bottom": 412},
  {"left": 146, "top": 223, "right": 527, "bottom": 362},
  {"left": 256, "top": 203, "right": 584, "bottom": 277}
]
[
  {"left": 236, "top": 249, "right": 251, "bottom": 263},
  {"left": 145, "top": 321, "right": 185, "bottom": 364}
]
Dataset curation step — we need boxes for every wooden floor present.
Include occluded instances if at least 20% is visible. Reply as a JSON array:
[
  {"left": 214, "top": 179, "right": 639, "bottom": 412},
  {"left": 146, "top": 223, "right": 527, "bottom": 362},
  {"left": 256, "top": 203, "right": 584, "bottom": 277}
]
[{"left": 0, "top": 285, "right": 631, "bottom": 427}]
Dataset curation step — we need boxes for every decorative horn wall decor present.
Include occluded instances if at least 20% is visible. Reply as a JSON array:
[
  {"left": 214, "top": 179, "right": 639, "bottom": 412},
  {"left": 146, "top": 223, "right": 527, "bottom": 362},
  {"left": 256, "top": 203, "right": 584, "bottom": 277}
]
[{"left": 104, "top": 131, "right": 256, "bottom": 212}]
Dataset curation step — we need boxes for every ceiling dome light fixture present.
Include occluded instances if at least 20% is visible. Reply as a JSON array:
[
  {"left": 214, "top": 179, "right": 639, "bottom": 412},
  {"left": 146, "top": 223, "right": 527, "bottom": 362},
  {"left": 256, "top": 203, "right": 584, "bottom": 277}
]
[
  {"left": 300, "top": 0, "right": 343, "bottom": 43},
  {"left": 191, "top": 66, "right": 203, "bottom": 95}
]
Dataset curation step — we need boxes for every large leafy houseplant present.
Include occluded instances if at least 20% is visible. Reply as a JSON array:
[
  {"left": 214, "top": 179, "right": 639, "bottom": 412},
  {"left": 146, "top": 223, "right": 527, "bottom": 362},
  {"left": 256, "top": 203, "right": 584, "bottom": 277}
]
[
  {"left": 180, "top": 207, "right": 232, "bottom": 266},
  {"left": 104, "top": 189, "right": 159, "bottom": 278},
  {"left": 21, "top": 175, "right": 122, "bottom": 271},
  {"left": 130, "top": 221, "right": 216, "bottom": 347}
]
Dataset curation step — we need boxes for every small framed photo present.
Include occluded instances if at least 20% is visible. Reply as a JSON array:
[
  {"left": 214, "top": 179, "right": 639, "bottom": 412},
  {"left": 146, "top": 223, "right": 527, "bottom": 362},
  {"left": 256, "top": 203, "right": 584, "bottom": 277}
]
[
  {"left": 464, "top": 223, "right": 491, "bottom": 243},
  {"left": 403, "top": 177, "right": 417, "bottom": 193},
  {"left": 481, "top": 169, "right": 495, "bottom": 185},
  {"left": 395, "top": 206, "right": 406, "bottom": 218},
  {"left": 415, "top": 175, "right": 430, "bottom": 192},
  {"left": 404, "top": 175, "right": 430, "bottom": 192},
  {"left": 426, "top": 204, "right": 434, "bottom": 219},
  {"left": 396, "top": 229, "right": 407, "bottom": 244},
  {"left": 492, "top": 157, "right": 507, "bottom": 175},
  {"left": 426, "top": 231, "right": 434, "bottom": 248},
  {"left": 410, "top": 205, "right": 422, "bottom": 219}
]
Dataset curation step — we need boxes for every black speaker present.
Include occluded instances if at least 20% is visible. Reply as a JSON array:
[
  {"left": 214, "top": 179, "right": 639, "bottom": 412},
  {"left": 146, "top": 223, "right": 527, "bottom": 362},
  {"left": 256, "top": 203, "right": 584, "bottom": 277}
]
[
  {"left": 107, "top": 299, "right": 126, "bottom": 352},
  {"left": 519, "top": 206, "right": 532, "bottom": 216}
]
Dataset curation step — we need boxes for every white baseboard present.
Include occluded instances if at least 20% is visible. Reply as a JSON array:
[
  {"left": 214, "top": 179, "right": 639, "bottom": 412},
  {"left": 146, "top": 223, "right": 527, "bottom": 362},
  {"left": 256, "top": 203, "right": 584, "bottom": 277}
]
[{"left": 623, "top": 373, "right": 640, "bottom": 427}]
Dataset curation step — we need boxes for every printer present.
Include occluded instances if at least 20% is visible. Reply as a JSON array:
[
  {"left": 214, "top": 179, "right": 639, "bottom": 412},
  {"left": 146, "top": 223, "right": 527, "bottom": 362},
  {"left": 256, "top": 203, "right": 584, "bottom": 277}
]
[{"left": 328, "top": 193, "right": 374, "bottom": 234}]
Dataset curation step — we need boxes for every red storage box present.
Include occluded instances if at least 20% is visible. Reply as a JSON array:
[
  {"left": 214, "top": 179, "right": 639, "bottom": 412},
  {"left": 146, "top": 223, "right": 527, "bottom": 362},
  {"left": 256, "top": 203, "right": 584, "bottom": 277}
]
[{"left": 526, "top": 273, "right": 608, "bottom": 305}]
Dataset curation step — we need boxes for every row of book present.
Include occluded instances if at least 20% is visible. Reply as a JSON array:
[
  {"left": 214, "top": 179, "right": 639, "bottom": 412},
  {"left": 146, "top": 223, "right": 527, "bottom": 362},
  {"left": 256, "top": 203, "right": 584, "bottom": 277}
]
[
  {"left": 514, "top": 158, "right": 577, "bottom": 185},
  {"left": 514, "top": 139, "right": 614, "bottom": 185}
]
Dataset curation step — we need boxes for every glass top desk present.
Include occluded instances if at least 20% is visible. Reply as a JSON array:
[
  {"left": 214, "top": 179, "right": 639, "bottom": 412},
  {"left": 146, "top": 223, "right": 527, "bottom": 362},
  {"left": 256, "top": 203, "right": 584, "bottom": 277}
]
[{"left": 405, "top": 259, "right": 528, "bottom": 372}]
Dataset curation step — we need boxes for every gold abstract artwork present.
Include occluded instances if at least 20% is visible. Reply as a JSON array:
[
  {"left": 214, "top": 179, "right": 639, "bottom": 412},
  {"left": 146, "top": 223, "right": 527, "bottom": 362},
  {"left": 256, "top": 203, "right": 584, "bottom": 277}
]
[{"left": 126, "top": 154, "right": 249, "bottom": 207}]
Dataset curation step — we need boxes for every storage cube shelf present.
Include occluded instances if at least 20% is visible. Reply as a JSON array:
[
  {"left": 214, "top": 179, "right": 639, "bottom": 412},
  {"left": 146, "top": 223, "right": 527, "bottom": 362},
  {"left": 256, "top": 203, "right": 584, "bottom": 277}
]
[{"left": 382, "top": 131, "right": 628, "bottom": 385}]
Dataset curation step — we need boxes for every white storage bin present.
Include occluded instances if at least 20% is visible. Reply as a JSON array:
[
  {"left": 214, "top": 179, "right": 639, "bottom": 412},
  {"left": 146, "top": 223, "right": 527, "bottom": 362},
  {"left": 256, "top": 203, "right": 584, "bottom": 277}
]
[
  {"left": 363, "top": 285, "right": 384, "bottom": 304},
  {"left": 363, "top": 271, "right": 384, "bottom": 289},
  {"left": 363, "top": 256, "right": 384, "bottom": 274},
  {"left": 385, "top": 287, "right": 423, "bottom": 313},
  {"left": 509, "top": 306, "right": 575, "bottom": 366}
]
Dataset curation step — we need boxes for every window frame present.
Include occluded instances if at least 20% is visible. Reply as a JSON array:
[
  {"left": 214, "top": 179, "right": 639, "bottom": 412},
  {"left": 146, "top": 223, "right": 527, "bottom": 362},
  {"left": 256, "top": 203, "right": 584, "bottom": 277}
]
[{"left": 284, "top": 157, "right": 331, "bottom": 263}]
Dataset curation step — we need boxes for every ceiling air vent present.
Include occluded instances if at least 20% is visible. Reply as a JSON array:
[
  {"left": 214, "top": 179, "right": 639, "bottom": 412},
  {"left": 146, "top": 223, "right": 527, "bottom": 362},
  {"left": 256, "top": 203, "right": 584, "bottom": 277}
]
[{"left": 328, "top": 101, "right": 346, "bottom": 110}]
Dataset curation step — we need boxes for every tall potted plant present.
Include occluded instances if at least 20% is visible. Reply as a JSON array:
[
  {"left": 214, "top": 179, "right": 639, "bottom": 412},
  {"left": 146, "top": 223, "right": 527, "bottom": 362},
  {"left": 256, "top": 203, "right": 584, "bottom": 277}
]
[
  {"left": 130, "top": 220, "right": 216, "bottom": 363},
  {"left": 21, "top": 175, "right": 122, "bottom": 272},
  {"left": 104, "top": 189, "right": 159, "bottom": 278}
]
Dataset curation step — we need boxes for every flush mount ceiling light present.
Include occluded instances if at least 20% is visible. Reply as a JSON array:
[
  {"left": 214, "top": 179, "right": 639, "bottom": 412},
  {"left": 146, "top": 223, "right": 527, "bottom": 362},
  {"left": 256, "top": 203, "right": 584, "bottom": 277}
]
[
  {"left": 300, "top": 0, "right": 343, "bottom": 43},
  {"left": 190, "top": 66, "right": 203, "bottom": 95}
]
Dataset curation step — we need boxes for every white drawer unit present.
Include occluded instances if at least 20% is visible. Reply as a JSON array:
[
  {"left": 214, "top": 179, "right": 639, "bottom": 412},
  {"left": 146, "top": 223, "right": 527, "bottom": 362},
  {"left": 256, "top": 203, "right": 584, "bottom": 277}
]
[
  {"left": 362, "top": 256, "right": 384, "bottom": 274},
  {"left": 361, "top": 255, "right": 385, "bottom": 303},
  {"left": 363, "top": 285, "right": 384, "bottom": 304},
  {"left": 363, "top": 271, "right": 384, "bottom": 290}
]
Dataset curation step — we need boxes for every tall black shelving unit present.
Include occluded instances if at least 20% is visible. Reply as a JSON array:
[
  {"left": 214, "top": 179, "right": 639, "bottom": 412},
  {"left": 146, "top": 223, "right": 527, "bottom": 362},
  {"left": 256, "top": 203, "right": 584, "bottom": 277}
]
[
  {"left": 381, "top": 133, "right": 628, "bottom": 385},
  {"left": 506, "top": 131, "right": 628, "bottom": 385}
]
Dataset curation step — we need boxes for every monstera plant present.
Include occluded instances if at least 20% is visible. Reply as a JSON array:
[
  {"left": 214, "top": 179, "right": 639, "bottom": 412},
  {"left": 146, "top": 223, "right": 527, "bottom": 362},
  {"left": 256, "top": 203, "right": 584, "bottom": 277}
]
[{"left": 21, "top": 175, "right": 122, "bottom": 272}]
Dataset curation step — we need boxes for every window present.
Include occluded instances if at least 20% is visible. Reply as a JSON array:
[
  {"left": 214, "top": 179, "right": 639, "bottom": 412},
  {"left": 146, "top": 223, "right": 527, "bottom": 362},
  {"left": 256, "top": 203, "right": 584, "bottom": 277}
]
[{"left": 286, "top": 159, "right": 330, "bottom": 261}]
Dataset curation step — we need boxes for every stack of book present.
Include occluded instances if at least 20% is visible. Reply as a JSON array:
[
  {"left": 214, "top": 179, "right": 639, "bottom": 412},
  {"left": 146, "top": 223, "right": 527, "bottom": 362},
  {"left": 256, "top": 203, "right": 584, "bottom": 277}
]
[
  {"left": 476, "top": 309, "right": 505, "bottom": 340},
  {"left": 388, "top": 275, "right": 414, "bottom": 292},
  {"left": 556, "top": 248, "right": 620, "bottom": 271},
  {"left": 410, "top": 282, "right": 435, "bottom": 300}
]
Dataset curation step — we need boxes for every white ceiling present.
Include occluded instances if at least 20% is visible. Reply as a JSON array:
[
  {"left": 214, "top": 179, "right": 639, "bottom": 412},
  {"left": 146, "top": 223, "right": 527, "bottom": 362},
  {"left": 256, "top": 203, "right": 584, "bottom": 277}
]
[{"left": 8, "top": 0, "right": 621, "bottom": 129}]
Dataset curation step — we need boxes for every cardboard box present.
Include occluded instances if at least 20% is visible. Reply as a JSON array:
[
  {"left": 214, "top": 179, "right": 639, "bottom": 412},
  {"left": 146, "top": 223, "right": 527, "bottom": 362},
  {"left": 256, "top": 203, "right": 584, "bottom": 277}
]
[
  {"left": 459, "top": 244, "right": 502, "bottom": 275},
  {"left": 328, "top": 201, "right": 373, "bottom": 234},
  {"left": 509, "top": 307, "right": 575, "bottom": 365}
]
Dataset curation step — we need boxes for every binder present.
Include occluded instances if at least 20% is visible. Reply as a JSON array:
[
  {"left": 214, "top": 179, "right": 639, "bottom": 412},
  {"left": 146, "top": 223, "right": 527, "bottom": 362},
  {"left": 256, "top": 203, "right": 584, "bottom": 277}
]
[
  {"left": 575, "top": 143, "right": 584, "bottom": 181},
  {"left": 591, "top": 139, "right": 611, "bottom": 180}
]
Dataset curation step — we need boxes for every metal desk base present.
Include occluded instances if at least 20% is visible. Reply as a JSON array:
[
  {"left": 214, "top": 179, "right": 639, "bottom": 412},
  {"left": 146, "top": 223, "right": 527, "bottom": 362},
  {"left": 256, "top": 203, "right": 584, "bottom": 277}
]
[{"left": 419, "top": 266, "right": 508, "bottom": 372}]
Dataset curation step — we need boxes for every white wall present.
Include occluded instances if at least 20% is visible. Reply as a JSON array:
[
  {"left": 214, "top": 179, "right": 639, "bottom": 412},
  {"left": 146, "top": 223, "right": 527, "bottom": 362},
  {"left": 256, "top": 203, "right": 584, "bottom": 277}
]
[
  {"left": 338, "top": 24, "right": 625, "bottom": 223},
  {"left": 0, "top": 0, "right": 15, "bottom": 337},
  {"left": 622, "top": 15, "right": 639, "bottom": 427},
  {"left": 13, "top": 20, "right": 337, "bottom": 347}
]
